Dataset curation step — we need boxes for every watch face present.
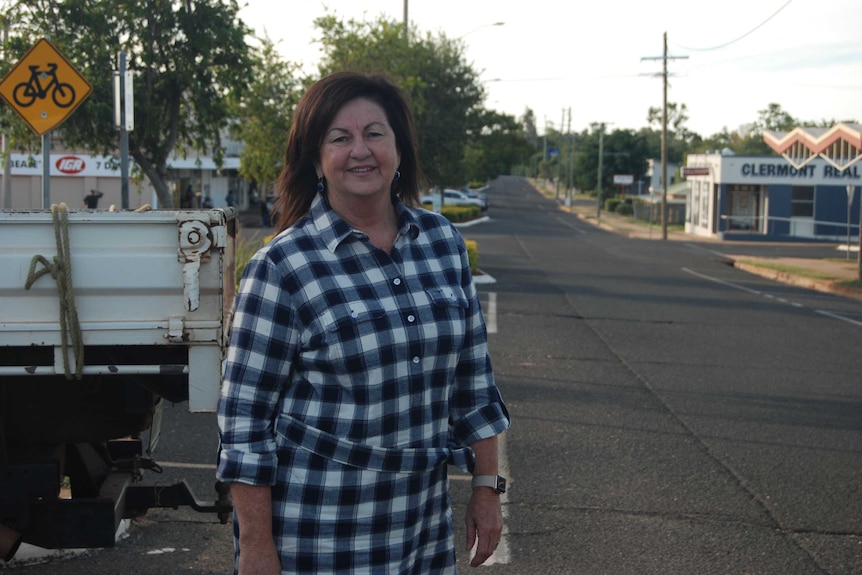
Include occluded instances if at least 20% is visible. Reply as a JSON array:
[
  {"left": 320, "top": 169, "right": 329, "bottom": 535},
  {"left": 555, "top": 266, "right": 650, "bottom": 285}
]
[{"left": 496, "top": 475, "right": 507, "bottom": 493}]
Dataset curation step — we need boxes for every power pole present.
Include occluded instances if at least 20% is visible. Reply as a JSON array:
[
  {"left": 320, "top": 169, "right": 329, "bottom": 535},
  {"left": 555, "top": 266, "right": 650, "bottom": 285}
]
[
  {"left": 642, "top": 32, "right": 687, "bottom": 240},
  {"left": 596, "top": 123, "right": 604, "bottom": 220}
]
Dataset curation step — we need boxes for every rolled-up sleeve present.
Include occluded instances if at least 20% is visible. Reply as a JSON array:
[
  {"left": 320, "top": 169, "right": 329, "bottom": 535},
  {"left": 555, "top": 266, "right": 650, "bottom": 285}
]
[
  {"left": 449, "top": 242, "right": 510, "bottom": 448},
  {"left": 217, "top": 250, "right": 297, "bottom": 486}
]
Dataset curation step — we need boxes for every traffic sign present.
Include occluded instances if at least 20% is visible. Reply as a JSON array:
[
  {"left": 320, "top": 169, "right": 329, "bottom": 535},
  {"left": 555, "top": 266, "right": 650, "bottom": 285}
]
[{"left": 0, "top": 38, "right": 93, "bottom": 136}]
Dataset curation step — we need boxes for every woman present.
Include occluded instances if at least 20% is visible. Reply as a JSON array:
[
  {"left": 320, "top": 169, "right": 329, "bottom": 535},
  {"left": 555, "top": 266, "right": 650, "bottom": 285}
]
[{"left": 217, "top": 71, "right": 510, "bottom": 574}]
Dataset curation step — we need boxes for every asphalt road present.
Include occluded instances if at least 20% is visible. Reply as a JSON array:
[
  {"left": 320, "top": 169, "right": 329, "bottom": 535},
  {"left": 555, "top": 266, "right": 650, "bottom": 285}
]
[{"left": 9, "top": 175, "right": 862, "bottom": 574}]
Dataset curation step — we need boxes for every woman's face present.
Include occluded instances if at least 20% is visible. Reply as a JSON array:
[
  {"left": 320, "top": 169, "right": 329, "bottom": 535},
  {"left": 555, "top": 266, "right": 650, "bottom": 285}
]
[{"left": 317, "top": 97, "right": 401, "bottom": 207}]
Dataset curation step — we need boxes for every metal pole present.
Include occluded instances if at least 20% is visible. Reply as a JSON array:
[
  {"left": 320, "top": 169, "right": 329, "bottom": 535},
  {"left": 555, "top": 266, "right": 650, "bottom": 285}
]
[
  {"left": 403, "top": 0, "right": 408, "bottom": 42},
  {"left": 119, "top": 51, "right": 130, "bottom": 209},
  {"left": 1, "top": 133, "right": 10, "bottom": 209},
  {"left": 1, "top": 20, "right": 9, "bottom": 209},
  {"left": 660, "top": 32, "right": 668, "bottom": 240},
  {"left": 847, "top": 183, "right": 853, "bottom": 260},
  {"left": 596, "top": 123, "right": 604, "bottom": 220},
  {"left": 42, "top": 133, "right": 50, "bottom": 208},
  {"left": 857, "top": 185, "right": 862, "bottom": 282}
]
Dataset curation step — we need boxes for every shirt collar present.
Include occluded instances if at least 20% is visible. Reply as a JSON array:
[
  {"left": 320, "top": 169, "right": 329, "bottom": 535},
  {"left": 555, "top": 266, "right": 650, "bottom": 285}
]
[{"left": 310, "top": 193, "right": 421, "bottom": 253}]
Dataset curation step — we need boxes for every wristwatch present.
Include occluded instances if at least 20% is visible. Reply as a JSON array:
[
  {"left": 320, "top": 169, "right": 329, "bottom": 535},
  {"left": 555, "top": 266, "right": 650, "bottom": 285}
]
[{"left": 471, "top": 474, "right": 507, "bottom": 494}]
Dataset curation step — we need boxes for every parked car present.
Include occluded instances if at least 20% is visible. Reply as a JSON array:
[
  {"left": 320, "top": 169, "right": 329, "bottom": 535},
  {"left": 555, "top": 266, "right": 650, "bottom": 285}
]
[
  {"left": 419, "top": 189, "right": 484, "bottom": 209},
  {"left": 463, "top": 188, "right": 489, "bottom": 211},
  {"left": 443, "top": 189, "right": 483, "bottom": 208}
]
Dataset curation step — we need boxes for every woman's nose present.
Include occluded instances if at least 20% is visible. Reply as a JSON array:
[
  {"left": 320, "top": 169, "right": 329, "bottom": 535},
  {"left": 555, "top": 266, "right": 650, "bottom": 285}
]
[{"left": 350, "top": 138, "right": 370, "bottom": 158}]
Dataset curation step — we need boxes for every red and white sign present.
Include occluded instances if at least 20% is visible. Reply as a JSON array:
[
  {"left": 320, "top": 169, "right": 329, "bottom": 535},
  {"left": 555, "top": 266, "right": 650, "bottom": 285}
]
[
  {"left": 682, "top": 166, "right": 710, "bottom": 177},
  {"left": 56, "top": 156, "right": 85, "bottom": 174},
  {"left": 10, "top": 153, "right": 120, "bottom": 177}
]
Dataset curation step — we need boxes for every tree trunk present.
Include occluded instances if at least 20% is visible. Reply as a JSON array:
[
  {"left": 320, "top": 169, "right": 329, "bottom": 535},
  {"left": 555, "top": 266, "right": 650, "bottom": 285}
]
[{"left": 133, "top": 151, "right": 173, "bottom": 209}]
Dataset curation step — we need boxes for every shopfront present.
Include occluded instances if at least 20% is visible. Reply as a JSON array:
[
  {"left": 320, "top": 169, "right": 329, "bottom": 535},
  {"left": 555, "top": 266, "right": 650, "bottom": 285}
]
[
  {"left": 684, "top": 153, "right": 861, "bottom": 242},
  {"left": 2, "top": 151, "right": 243, "bottom": 210}
]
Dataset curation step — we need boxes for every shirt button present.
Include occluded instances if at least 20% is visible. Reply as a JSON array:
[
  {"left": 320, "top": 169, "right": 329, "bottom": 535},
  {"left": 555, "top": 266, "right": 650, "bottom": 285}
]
[
  {"left": 407, "top": 314, "right": 415, "bottom": 323},
  {"left": 393, "top": 278, "right": 402, "bottom": 286},
  {"left": 412, "top": 356, "right": 420, "bottom": 364}
]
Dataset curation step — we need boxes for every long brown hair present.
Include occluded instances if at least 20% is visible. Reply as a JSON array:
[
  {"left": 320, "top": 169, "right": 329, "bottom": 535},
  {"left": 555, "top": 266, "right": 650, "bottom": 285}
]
[{"left": 273, "top": 71, "right": 424, "bottom": 232}]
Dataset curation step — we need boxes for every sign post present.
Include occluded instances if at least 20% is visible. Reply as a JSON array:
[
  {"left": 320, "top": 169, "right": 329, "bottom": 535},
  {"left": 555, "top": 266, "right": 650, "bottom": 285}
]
[
  {"left": 0, "top": 38, "right": 93, "bottom": 207},
  {"left": 114, "top": 50, "right": 133, "bottom": 209}
]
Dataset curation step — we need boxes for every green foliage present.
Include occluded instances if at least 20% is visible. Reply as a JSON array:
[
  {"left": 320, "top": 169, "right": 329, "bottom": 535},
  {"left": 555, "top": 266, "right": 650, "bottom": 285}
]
[
  {"left": 463, "top": 109, "right": 532, "bottom": 183},
  {"left": 464, "top": 239, "right": 479, "bottom": 275},
  {"left": 13, "top": 0, "right": 255, "bottom": 207},
  {"left": 604, "top": 197, "right": 621, "bottom": 213},
  {"left": 313, "top": 11, "right": 486, "bottom": 189},
  {"left": 229, "top": 35, "right": 303, "bottom": 192},
  {"left": 616, "top": 203, "right": 633, "bottom": 216},
  {"left": 443, "top": 205, "right": 481, "bottom": 222}
]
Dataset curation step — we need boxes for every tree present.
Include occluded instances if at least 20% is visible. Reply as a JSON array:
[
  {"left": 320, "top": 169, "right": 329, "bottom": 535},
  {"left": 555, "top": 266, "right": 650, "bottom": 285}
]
[
  {"left": 229, "top": 35, "right": 303, "bottom": 195},
  {"left": 645, "top": 101, "right": 701, "bottom": 164},
  {"left": 15, "top": 0, "right": 255, "bottom": 208},
  {"left": 463, "top": 109, "right": 532, "bottom": 183},
  {"left": 755, "top": 103, "right": 797, "bottom": 132},
  {"left": 313, "top": 12, "right": 485, "bottom": 188}
]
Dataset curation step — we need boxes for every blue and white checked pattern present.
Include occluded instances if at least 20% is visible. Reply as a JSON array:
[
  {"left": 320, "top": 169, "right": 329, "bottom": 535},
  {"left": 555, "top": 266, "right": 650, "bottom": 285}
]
[{"left": 217, "top": 193, "right": 509, "bottom": 574}]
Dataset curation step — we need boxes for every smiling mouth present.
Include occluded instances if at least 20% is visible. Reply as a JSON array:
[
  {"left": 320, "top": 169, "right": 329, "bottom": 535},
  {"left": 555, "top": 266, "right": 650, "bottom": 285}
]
[{"left": 349, "top": 167, "right": 376, "bottom": 174}]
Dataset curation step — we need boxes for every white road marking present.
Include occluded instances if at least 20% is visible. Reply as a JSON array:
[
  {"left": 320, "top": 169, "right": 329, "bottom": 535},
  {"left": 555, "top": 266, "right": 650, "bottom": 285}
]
[
  {"left": 486, "top": 292, "right": 498, "bottom": 334},
  {"left": 683, "top": 268, "right": 862, "bottom": 327}
]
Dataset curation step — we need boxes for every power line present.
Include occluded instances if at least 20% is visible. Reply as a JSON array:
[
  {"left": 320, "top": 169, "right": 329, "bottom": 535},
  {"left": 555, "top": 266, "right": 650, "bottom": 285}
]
[{"left": 675, "top": 0, "right": 793, "bottom": 52}]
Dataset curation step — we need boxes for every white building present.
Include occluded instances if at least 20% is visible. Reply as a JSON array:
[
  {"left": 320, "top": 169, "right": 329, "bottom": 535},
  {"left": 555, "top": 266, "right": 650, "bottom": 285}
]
[{"left": 2, "top": 143, "right": 247, "bottom": 211}]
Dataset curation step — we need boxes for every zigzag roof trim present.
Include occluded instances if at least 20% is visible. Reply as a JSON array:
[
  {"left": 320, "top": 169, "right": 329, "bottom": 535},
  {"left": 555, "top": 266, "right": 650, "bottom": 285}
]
[{"left": 764, "top": 122, "right": 862, "bottom": 155}]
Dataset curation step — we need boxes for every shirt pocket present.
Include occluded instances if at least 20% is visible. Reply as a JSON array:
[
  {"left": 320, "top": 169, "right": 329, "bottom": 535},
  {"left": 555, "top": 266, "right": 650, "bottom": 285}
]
[
  {"left": 321, "top": 300, "right": 387, "bottom": 345},
  {"left": 426, "top": 286, "right": 469, "bottom": 310},
  {"left": 424, "top": 286, "right": 470, "bottom": 343}
]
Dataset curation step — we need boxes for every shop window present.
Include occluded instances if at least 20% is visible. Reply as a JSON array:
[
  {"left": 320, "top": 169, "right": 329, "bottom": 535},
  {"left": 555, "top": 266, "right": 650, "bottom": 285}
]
[{"left": 791, "top": 186, "right": 814, "bottom": 217}]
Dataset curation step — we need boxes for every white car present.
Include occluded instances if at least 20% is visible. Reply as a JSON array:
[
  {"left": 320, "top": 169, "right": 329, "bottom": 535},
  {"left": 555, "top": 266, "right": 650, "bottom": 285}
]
[
  {"left": 420, "top": 189, "right": 483, "bottom": 209},
  {"left": 443, "top": 189, "right": 483, "bottom": 208}
]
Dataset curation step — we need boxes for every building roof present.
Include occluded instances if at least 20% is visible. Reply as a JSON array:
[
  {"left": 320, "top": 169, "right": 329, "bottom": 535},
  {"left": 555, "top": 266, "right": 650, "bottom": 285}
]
[{"left": 763, "top": 122, "right": 862, "bottom": 171}]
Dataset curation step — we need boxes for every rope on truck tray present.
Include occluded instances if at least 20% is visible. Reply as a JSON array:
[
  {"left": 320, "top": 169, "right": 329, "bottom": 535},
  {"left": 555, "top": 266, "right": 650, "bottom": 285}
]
[{"left": 24, "top": 203, "right": 84, "bottom": 380}]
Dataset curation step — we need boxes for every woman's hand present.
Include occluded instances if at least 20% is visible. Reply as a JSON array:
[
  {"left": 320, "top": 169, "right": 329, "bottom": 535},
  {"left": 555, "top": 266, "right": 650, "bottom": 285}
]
[{"left": 465, "top": 486, "right": 503, "bottom": 567}]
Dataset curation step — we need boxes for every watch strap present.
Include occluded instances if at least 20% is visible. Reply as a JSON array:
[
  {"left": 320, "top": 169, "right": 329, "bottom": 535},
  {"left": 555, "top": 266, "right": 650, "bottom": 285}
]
[{"left": 471, "top": 474, "right": 506, "bottom": 493}]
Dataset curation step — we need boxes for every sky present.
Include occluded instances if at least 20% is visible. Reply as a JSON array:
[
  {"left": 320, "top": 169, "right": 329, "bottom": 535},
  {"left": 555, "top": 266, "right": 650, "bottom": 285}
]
[{"left": 238, "top": 0, "right": 862, "bottom": 137}]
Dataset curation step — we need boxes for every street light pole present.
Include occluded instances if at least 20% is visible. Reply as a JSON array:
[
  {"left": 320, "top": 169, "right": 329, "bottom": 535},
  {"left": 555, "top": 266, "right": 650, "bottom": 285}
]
[
  {"left": 403, "top": 0, "right": 408, "bottom": 42},
  {"left": 457, "top": 21, "right": 505, "bottom": 39}
]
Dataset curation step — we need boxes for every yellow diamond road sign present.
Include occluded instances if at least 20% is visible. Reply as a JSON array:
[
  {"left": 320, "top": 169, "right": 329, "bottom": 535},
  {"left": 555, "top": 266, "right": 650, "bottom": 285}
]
[{"left": 0, "top": 38, "right": 93, "bottom": 136}]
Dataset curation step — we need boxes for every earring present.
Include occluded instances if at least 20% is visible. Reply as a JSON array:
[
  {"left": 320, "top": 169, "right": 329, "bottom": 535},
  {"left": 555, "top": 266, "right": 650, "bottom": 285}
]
[
  {"left": 316, "top": 178, "right": 324, "bottom": 193},
  {"left": 394, "top": 170, "right": 401, "bottom": 181}
]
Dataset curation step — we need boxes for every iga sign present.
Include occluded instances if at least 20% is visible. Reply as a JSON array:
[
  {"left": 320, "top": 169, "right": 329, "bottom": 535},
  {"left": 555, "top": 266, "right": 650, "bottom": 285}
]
[
  {"left": 56, "top": 156, "right": 85, "bottom": 174},
  {"left": 10, "top": 153, "right": 121, "bottom": 177}
]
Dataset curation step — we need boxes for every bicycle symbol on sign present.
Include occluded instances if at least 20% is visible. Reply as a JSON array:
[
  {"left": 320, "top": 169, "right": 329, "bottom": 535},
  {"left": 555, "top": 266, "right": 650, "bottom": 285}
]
[{"left": 13, "top": 62, "right": 76, "bottom": 108}]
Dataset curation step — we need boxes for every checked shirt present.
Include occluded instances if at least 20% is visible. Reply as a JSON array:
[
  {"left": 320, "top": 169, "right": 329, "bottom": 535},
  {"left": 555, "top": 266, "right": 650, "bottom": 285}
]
[{"left": 217, "top": 193, "right": 510, "bottom": 574}]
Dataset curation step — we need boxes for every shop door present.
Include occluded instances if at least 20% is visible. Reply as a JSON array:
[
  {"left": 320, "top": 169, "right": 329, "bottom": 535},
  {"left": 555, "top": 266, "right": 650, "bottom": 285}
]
[{"left": 728, "top": 187, "right": 759, "bottom": 230}]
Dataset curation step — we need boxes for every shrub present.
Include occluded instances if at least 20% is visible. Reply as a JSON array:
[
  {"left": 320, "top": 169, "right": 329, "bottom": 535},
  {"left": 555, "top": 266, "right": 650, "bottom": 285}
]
[
  {"left": 464, "top": 240, "right": 479, "bottom": 274},
  {"left": 604, "top": 197, "right": 621, "bottom": 213},
  {"left": 441, "top": 205, "right": 480, "bottom": 222},
  {"left": 616, "top": 203, "right": 634, "bottom": 216},
  {"left": 235, "top": 234, "right": 265, "bottom": 291}
]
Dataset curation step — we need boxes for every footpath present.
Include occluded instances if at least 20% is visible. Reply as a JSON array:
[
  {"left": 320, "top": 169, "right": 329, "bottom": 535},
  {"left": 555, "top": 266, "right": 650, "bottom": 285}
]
[{"left": 530, "top": 181, "right": 862, "bottom": 303}]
